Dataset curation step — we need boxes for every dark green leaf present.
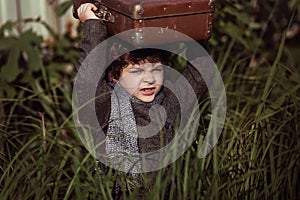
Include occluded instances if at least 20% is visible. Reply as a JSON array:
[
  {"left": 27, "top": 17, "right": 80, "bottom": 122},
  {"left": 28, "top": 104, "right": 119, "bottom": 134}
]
[
  {"left": 20, "top": 30, "right": 43, "bottom": 46},
  {"left": 0, "top": 20, "right": 15, "bottom": 35},
  {"left": 19, "top": 30, "right": 43, "bottom": 71},
  {"left": 55, "top": 1, "right": 73, "bottom": 17},
  {"left": 0, "top": 47, "right": 21, "bottom": 82},
  {"left": 0, "top": 38, "right": 16, "bottom": 51},
  {"left": 26, "top": 48, "right": 43, "bottom": 71},
  {"left": 49, "top": 0, "right": 56, "bottom": 5},
  {"left": 223, "top": 22, "right": 243, "bottom": 39},
  {"left": 1, "top": 83, "right": 17, "bottom": 98}
]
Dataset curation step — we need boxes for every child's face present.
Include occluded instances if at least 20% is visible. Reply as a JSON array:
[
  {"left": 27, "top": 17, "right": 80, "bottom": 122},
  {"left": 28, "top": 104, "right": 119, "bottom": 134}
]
[{"left": 118, "top": 62, "right": 164, "bottom": 102}]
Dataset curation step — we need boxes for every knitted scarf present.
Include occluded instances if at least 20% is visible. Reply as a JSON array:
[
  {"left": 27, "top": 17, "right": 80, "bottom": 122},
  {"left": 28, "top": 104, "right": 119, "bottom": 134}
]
[{"left": 106, "top": 82, "right": 165, "bottom": 174}]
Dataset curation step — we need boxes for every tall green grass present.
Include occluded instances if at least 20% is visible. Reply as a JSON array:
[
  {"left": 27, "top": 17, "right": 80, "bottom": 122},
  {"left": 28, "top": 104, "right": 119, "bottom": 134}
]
[{"left": 1, "top": 34, "right": 299, "bottom": 199}]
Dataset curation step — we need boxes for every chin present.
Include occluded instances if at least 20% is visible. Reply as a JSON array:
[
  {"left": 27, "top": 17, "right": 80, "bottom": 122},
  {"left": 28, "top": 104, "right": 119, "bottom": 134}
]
[{"left": 137, "top": 95, "right": 155, "bottom": 103}]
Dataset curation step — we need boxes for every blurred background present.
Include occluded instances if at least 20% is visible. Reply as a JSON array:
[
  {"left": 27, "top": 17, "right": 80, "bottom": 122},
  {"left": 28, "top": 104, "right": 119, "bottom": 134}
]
[
  {"left": 0, "top": 0, "right": 77, "bottom": 38},
  {"left": 0, "top": 0, "right": 299, "bottom": 199}
]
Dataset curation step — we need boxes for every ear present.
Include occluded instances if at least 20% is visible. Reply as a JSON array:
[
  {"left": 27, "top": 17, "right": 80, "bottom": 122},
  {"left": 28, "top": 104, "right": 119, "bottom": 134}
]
[{"left": 108, "top": 72, "right": 118, "bottom": 82}]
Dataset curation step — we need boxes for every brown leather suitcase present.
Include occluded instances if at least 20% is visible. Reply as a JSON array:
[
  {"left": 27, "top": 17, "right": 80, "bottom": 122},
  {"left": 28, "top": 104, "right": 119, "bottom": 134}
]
[{"left": 74, "top": 0, "right": 215, "bottom": 46}]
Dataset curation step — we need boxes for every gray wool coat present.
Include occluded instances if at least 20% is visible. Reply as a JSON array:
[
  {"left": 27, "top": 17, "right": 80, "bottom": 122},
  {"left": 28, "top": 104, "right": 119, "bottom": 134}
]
[{"left": 76, "top": 19, "right": 214, "bottom": 198}]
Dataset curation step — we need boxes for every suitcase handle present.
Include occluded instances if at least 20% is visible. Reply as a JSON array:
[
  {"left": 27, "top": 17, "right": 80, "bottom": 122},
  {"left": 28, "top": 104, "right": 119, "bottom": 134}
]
[{"left": 95, "top": 4, "right": 115, "bottom": 23}]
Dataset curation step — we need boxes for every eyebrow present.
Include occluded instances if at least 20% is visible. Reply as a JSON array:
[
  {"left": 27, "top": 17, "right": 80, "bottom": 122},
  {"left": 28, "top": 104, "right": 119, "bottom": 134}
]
[
  {"left": 129, "top": 66, "right": 143, "bottom": 70},
  {"left": 131, "top": 63, "right": 162, "bottom": 69},
  {"left": 153, "top": 64, "right": 163, "bottom": 68}
]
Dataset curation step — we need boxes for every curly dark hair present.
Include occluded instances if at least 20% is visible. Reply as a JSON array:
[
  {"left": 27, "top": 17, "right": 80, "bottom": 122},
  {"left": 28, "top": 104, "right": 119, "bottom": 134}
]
[{"left": 105, "top": 48, "right": 172, "bottom": 82}]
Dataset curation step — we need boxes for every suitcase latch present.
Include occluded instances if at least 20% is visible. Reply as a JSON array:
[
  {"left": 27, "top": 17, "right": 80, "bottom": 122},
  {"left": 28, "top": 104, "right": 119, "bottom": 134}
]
[
  {"left": 132, "top": 4, "right": 144, "bottom": 19},
  {"left": 95, "top": 5, "right": 115, "bottom": 23}
]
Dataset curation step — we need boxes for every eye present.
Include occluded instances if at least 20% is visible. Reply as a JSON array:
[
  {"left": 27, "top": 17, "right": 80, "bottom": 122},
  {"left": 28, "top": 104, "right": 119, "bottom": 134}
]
[
  {"left": 152, "top": 66, "right": 163, "bottom": 72},
  {"left": 129, "top": 68, "right": 143, "bottom": 74}
]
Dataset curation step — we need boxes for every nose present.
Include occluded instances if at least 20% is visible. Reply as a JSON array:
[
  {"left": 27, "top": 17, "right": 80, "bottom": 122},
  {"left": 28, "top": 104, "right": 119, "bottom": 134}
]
[{"left": 143, "top": 72, "right": 155, "bottom": 84}]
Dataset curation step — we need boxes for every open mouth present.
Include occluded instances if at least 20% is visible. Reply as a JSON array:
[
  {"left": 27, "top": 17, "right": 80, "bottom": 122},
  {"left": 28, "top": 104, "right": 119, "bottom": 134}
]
[
  {"left": 141, "top": 87, "right": 155, "bottom": 91},
  {"left": 140, "top": 87, "right": 155, "bottom": 95}
]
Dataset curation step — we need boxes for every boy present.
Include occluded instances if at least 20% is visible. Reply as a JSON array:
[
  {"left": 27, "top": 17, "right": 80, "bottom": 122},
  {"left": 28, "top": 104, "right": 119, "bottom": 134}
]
[{"left": 75, "top": 2, "right": 211, "bottom": 199}]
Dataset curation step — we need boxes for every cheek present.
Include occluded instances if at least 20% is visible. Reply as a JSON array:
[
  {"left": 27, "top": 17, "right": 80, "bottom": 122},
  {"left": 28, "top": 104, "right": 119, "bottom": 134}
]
[
  {"left": 155, "top": 72, "right": 164, "bottom": 85},
  {"left": 119, "top": 75, "right": 141, "bottom": 93}
]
